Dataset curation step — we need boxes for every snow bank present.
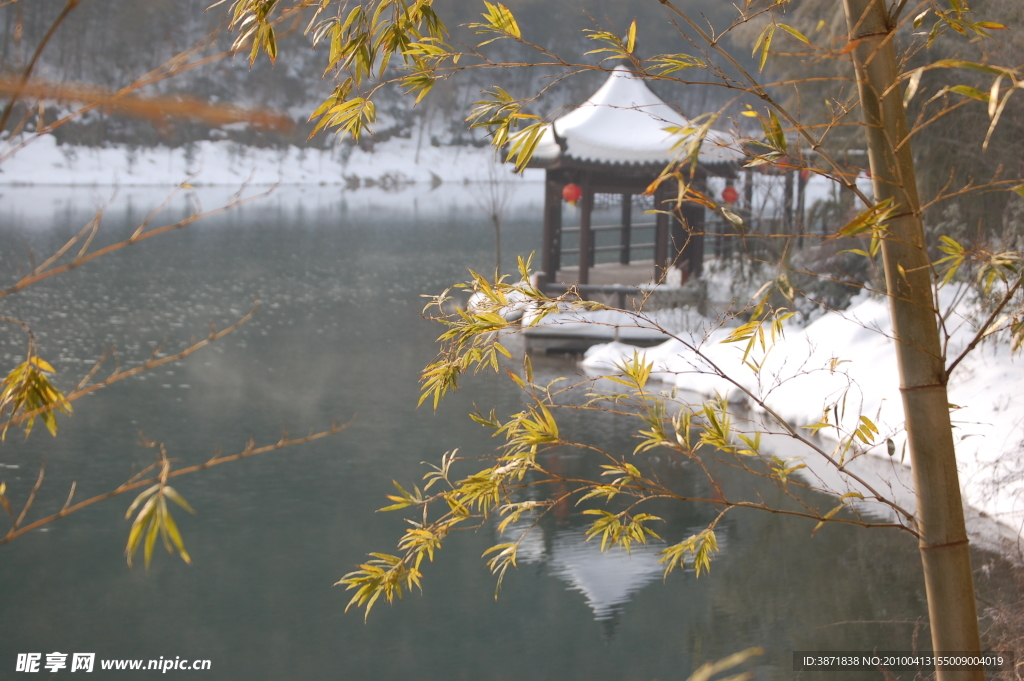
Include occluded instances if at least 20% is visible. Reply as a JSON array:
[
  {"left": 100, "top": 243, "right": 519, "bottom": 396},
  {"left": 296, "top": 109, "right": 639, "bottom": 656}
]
[
  {"left": 0, "top": 134, "right": 544, "bottom": 186},
  {"left": 581, "top": 293, "right": 1024, "bottom": 551},
  {"left": 522, "top": 305, "right": 708, "bottom": 342}
]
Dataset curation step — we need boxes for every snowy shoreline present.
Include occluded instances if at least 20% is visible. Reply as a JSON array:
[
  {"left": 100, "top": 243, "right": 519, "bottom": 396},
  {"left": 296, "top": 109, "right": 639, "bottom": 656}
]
[
  {"left": 0, "top": 133, "right": 862, "bottom": 211},
  {"left": 579, "top": 293, "right": 1024, "bottom": 559},
  {"left": 0, "top": 133, "right": 544, "bottom": 187}
]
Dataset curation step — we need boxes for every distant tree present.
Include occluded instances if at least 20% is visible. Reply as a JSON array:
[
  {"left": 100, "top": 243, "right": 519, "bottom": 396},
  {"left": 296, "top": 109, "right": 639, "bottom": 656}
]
[
  {"left": 471, "top": 155, "right": 515, "bottom": 274},
  {"left": 225, "top": 0, "right": 1024, "bottom": 677}
]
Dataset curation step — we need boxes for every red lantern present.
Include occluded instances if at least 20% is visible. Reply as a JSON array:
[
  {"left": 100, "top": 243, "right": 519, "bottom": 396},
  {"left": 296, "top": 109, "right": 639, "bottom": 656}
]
[
  {"left": 799, "top": 169, "right": 811, "bottom": 182},
  {"left": 562, "top": 183, "right": 582, "bottom": 205},
  {"left": 722, "top": 185, "right": 739, "bottom": 204}
]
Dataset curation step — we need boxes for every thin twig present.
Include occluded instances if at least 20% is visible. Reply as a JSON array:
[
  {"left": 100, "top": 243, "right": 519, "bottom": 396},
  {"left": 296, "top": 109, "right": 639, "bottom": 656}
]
[
  {"left": 61, "top": 481, "right": 76, "bottom": 512},
  {"left": 12, "top": 455, "right": 44, "bottom": 531},
  {"left": 0, "top": 0, "right": 81, "bottom": 135},
  {"left": 0, "top": 187, "right": 274, "bottom": 301},
  {"left": 946, "top": 274, "right": 1024, "bottom": 376},
  {"left": 0, "top": 303, "right": 260, "bottom": 434},
  {"left": 1, "top": 424, "right": 348, "bottom": 545}
]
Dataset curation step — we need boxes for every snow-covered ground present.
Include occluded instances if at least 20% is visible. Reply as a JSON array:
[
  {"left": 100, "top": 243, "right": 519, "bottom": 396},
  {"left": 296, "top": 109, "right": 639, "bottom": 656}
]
[{"left": 580, "top": 291, "right": 1024, "bottom": 556}]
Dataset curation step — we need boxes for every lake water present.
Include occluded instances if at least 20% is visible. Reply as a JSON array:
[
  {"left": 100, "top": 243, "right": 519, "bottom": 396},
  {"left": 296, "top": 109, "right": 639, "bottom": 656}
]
[{"left": 0, "top": 185, "right": 1013, "bottom": 680}]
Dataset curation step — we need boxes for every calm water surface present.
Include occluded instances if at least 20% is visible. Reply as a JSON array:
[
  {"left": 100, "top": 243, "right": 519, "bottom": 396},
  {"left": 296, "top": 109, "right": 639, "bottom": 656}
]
[{"left": 0, "top": 186, "right": 1006, "bottom": 680}]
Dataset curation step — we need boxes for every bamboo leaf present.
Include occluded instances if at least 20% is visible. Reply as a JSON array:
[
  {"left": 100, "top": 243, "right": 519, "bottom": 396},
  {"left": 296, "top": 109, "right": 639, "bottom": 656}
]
[
  {"left": 758, "top": 25, "right": 775, "bottom": 71},
  {"left": 469, "top": 2, "right": 521, "bottom": 40},
  {"left": 687, "top": 648, "right": 763, "bottom": 681},
  {"left": 949, "top": 85, "right": 989, "bottom": 101},
  {"left": 930, "top": 59, "right": 1016, "bottom": 77},
  {"left": 833, "top": 198, "right": 895, "bottom": 238},
  {"left": 988, "top": 76, "right": 1004, "bottom": 119},
  {"left": 903, "top": 68, "right": 923, "bottom": 106},
  {"left": 811, "top": 504, "right": 844, "bottom": 535},
  {"left": 777, "top": 23, "right": 809, "bottom": 44},
  {"left": 143, "top": 509, "right": 160, "bottom": 568},
  {"left": 161, "top": 508, "right": 192, "bottom": 565},
  {"left": 125, "top": 484, "right": 160, "bottom": 518},
  {"left": 649, "top": 53, "right": 705, "bottom": 74},
  {"left": 163, "top": 486, "right": 196, "bottom": 514}
]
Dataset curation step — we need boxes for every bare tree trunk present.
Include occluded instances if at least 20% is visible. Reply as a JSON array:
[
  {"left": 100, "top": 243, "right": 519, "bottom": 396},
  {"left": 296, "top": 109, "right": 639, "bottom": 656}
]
[{"left": 841, "top": 1, "right": 983, "bottom": 678}]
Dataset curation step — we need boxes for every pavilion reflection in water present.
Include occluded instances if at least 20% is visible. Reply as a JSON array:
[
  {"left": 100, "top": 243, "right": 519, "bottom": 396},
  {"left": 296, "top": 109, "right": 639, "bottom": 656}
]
[{"left": 504, "top": 517, "right": 729, "bottom": 622}]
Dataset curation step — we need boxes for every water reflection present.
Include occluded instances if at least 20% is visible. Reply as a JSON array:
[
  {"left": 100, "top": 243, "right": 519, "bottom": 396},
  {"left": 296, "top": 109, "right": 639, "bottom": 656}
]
[{"left": 505, "top": 518, "right": 667, "bottom": 622}]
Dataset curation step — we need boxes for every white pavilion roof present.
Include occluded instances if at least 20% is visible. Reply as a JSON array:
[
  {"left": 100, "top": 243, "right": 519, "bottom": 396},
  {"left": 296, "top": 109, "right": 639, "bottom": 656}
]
[{"left": 531, "top": 66, "right": 740, "bottom": 166}]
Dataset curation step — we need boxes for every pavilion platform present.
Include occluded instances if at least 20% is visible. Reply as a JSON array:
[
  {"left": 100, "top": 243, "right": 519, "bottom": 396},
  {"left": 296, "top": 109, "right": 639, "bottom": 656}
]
[
  {"left": 549, "top": 261, "right": 658, "bottom": 287},
  {"left": 523, "top": 262, "right": 707, "bottom": 355}
]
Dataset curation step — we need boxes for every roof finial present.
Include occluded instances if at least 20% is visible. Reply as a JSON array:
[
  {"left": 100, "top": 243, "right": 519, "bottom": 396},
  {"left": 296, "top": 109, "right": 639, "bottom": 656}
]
[{"left": 551, "top": 122, "right": 568, "bottom": 153}]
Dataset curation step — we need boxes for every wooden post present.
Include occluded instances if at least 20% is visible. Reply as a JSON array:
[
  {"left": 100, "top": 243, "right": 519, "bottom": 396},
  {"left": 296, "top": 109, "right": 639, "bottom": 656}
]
[
  {"left": 654, "top": 184, "right": 669, "bottom": 278},
  {"left": 620, "top": 193, "right": 632, "bottom": 265},
  {"left": 742, "top": 168, "right": 757, "bottom": 260},
  {"left": 542, "top": 174, "right": 563, "bottom": 284},
  {"left": 796, "top": 170, "right": 807, "bottom": 247},
  {"left": 714, "top": 210, "right": 724, "bottom": 259},
  {"left": 670, "top": 210, "right": 686, "bottom": 272},
  {"left": 578, "top": 178, "right": 594, "bottom": 285},
  {"left": 783, "top": 168, "right": 794, "bottom": 235},
  {"left": 744, "top": 168, "right": 755, "bottom": 227},
  {"left": 682, "top": 202, "right": 705, "bottom": 279}
]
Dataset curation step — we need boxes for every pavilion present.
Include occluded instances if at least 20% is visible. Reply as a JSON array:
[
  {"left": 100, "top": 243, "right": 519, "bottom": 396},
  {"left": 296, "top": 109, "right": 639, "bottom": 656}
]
[{"left": 523, "top": 66, "right": 741, "bottom": 287}]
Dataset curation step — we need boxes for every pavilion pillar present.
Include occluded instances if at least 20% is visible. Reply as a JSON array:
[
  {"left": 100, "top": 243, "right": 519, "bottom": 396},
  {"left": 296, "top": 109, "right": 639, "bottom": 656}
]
[
  {"left": 744, "top": 168, "right": 755, "bottom": 227},
  {"left": 619, "top": 193, "right": 632, "bottom": 265},
  {"left": 681, "top": 202, "right": 705, "bottom": 279},
  {"left": 783, "top": 168, "right": 795, "bottom": 234},
  {"left": 670, "top": 206, "right": 686, "bottom": 269},
  {"left": 578, "top": 177, "right": 594, "bottom": 285},
  {"left": 542, "top": 173, "right": 563, "bottom": 284},
  {"left": 796, "top": 169, "right": 808, "bottom": 247},
  {"left": 654, "top": 184, "right": 669, "bottom": 278}
]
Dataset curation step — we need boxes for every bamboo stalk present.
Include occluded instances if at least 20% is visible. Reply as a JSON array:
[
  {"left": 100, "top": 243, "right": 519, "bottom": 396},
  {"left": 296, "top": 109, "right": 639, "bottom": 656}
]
[{"left": 841, "top": 1, "right": 983, "bottom": 678}]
